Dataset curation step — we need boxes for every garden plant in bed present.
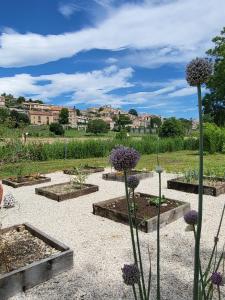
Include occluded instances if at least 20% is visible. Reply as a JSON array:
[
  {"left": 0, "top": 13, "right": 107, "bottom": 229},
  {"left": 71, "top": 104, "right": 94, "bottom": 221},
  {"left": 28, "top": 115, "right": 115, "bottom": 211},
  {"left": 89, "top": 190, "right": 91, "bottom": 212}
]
[
  {"left": 36, "top": 167, "right": 98, "bottom": 201},
  {"left": 93, "top": 191, "right": 190, "bottom": 233},
  {"left": 63, "top": 164, "right": 104, "bottom": 175},
  {"left": 167, "top": 169, "right": 225, "bottom": 196},
  {"left": 2, "top": 163, "right": 51, "bottom": 188}
]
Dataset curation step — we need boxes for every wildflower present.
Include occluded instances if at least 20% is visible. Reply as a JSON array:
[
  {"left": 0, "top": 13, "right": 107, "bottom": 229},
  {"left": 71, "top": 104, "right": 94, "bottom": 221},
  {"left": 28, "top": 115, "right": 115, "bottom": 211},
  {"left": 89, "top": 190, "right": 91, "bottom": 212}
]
[
  {"left": 184, "top": 210, "right": 198, "bottom": 225},
  {"left": 186, "top": 58, "right": 213, "bottom": 86},
  {"left": 109, "top": 146, "right": 140, "bottom": 171},
  {"left": 121, "top": 264, "right": 140, "bottom": 286},
  {"left": 127, "top": 175, "right": 140, "bottom": 190},
  {"left": 211, "top": 272, "right": 223, "bottom": 286}
]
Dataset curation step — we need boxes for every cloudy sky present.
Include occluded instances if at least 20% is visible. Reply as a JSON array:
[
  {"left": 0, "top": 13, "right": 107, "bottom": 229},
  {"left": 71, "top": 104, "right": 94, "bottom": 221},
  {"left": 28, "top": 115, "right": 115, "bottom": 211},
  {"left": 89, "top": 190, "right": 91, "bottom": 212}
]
[{"left": 0, "top": 0, "right": 224, "bottom": 118}]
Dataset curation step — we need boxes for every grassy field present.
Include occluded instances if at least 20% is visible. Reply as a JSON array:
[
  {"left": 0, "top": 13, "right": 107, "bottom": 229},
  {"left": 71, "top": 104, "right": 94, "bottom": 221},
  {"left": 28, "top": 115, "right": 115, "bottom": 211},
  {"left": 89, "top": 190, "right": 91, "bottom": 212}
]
[{"left": 0, "top": 150, "right": 224, "bottom": 179}]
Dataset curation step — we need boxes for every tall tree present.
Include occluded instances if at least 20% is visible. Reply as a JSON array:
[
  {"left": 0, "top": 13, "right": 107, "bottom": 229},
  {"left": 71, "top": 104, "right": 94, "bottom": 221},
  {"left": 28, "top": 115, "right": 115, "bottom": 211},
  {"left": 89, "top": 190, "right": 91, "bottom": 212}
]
[
  {"left": 128, "top": 108, "right": 138, "bottom": 116},
  {"left": 59, "top": 108, "right": 69, "bottom": 124},
  {"left": 203, "top": 27, "right": 225, "bottom": 126}
]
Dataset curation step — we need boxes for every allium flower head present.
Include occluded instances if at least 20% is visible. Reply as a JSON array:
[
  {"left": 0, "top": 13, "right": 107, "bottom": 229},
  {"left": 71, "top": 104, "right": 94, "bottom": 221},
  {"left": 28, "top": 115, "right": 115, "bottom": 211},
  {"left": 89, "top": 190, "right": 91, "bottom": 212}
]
[
  {"left": 109, "top": 146, "right": 140, "bottom": 171},
  {"left": 122, "top": 264, "right": 140, "bottom": 286},
  {"left": 184, "top": 210, "right": 198, "bottom": 225},
  {"left": 211, "top": 272, "right": 223, "bottom": 286},
  {"left": 186, "top": 58, "right": 212, "bottom": 86},
  {"left": 127, "top": 175, "right": 140, "bottom": 190}
]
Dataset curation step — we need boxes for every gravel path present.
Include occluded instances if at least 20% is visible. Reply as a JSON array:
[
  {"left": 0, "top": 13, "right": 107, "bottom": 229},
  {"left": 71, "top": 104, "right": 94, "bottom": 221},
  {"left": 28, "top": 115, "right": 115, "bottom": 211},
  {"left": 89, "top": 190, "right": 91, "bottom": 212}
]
[{"left": 1, "top": 169, "right": 225, "bottom": 300}]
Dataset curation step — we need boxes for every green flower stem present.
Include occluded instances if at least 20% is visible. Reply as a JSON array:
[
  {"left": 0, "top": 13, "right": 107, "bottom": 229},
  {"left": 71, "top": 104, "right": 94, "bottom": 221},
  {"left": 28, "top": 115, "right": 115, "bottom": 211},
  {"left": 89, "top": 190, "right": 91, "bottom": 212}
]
[
  {"left": 132, "top": 190, "right": 147, "bottom": 299},
  {"left": 193, "top": 227, "right": 207, "bottom": 299},
  {"left": 132, "top": 285, "right": 138, "bottom": 300},
  {"left": 147, "top": 246, "right": 152, "bottom": 300},
  {"left": 157, "top": 171, "right": 162, "bottom": 300},
  {"left": 203, "top": 203, "right": 225, "bottom": 282},
  {"left": 217, "top": 286, "right": 221, "bottom": 300},
  {"left": 124, "top": 171, "right": 144, "bottom": 300},
  {"left": 193, "top": 84, "right": 204, "bottom": 300}
]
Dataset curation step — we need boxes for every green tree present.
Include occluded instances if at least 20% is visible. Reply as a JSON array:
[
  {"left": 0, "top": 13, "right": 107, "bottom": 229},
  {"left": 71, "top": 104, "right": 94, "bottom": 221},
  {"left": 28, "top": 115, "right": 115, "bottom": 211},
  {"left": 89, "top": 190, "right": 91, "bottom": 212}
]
[
  {"left": 0, "top": 107, "right": 10, "bottom": 123},
  {"left": 10, "top": 110, "right": 30, "bottom": 127},
  {"left": 16, "top": 96, "right": 26, "bottom": 104},
  {"left": 76, "top": 109, "right": 81, "bottom": 116},
  {"left": 87, "top": 119, "right": 108, "bottom": 135},
  {"left": 128, "top": 108, "right": 138, "bottom": 116},
  {"left": 203, "top": 27, "right": 225, "bottom": 126},
  {"left": 49, "top": 123, "right": 64, "bottom": 135},
  {"left": 179, "top": 118, "right": 192, "bottom": 134},
  {"left": 59, "top": 108, "right": 69, "bottom": 124},
  {"left": 159, "top": 117, "right": 184, "bottom": 138},
  {"left": 116, "top": 114, "right": 132, "bottom": 130},
  {"left": 150, "top": 116, "right": 162, "bottom": 128}
]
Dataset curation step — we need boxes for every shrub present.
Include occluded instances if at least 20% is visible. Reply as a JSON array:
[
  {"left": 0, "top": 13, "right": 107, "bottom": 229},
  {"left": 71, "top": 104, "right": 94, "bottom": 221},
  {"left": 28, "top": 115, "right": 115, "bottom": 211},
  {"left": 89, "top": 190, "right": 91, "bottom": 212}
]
[
  {"left": 86, "top": 119, "right": 108, "bottom": 135},
  {"left": 159, "top": 117, "right": 184, "bottom": 138},
  {"left": 49, "top": 123, "right": 64, "bottom": 136},
  {"left": 203, "top": 123, "right": 225, "bottom": 153}
]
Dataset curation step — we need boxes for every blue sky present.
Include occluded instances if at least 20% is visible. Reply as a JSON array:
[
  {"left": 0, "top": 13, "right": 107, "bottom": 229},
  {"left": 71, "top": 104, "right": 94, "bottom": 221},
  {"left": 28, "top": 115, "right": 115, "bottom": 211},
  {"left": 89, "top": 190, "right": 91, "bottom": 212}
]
[{"left": 0, "top": 0, "right": 224, "bottom": 118}]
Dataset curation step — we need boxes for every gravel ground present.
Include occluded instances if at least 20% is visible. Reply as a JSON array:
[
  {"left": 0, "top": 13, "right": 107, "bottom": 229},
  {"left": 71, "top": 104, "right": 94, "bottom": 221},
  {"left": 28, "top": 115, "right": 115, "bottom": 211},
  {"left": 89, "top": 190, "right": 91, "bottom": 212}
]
[{"left": 1, "top": 169, "right": 225, "bottom": 300}]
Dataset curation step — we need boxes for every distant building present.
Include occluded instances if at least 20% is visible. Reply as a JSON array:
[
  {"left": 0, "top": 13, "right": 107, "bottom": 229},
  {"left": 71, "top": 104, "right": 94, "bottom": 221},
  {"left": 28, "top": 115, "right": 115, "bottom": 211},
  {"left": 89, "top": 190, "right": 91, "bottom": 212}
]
[
  {"left": 0, "top": 96, "right": 5, "bottom": 107},
  {"left": 29, "top": 111, "right": 54, "bottom": 125}
]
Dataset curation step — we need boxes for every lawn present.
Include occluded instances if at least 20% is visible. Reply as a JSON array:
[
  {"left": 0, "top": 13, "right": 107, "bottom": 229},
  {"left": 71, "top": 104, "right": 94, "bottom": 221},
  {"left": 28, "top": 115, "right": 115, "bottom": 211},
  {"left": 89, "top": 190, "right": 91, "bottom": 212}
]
[{"left": 0, "top": 150, "right": 224, "bottom": 179}]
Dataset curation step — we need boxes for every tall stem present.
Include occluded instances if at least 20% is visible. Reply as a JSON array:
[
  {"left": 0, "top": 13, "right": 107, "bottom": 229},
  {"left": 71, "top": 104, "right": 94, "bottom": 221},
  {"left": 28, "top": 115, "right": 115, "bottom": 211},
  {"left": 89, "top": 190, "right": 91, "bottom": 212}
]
[
  {"left": 193, "top": 84, "right": 204, "bottom": 300},
  {"left": 124, "top": 171, "right": 144, "bottom": 300},
  {"left": 133, "top": 190, "right": 147, "bottom": 298},
  {"left": 157, "top": 171, "right": 161, "bottom": 300}
]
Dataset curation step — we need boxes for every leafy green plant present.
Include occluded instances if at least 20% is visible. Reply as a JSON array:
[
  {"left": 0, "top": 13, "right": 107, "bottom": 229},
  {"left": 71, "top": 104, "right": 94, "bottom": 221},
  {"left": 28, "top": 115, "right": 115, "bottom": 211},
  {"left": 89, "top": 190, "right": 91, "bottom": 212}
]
[
  {"left": 70, "top": 167, "right": 88, "bottom": 189},
  {"left": 147, "top": 195, "right": 166, "bottom": 206}
]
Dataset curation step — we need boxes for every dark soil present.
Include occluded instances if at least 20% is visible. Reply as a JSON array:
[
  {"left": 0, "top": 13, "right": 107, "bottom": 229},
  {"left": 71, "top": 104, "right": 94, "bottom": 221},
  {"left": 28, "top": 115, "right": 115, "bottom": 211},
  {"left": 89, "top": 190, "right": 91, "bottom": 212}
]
[
  {"left": 0, "top": 226, "right": 59, "bottom": 274},
  {"left": 103, "top": 194, "right": 180, "bottom": 219},
  {"left": 8, "top": 175, "right": 45, "bottom": 183}
]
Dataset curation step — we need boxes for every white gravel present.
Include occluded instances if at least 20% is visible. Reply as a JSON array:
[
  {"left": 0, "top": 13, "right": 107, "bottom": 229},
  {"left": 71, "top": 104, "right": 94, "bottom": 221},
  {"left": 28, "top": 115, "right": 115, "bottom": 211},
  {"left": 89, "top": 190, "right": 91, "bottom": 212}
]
[{"left": 1, "top": 169, "right": 225, "bottom": 300}]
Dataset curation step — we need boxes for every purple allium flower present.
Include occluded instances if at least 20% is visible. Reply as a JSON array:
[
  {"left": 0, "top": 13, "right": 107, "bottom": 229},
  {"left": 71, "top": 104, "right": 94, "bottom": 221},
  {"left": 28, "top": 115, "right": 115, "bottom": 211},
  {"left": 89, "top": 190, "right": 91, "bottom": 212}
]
[
  {"left": 186, "top": 58, "right": 213, "bottom": 86},
  {"left": 121, "top": 264, "right": 140, "bottom": 286},
  {"left": 184, "top": 210, "right": 198, "bottom": 225},
  {"left": 127, "top": 175, "right": 140, "bottom": 190},
  {"left": 109, "top": 146, "right": 140, "bottom": 171},
  {"left": 211, "top": 272, "right": 223, "bottom": 286}
]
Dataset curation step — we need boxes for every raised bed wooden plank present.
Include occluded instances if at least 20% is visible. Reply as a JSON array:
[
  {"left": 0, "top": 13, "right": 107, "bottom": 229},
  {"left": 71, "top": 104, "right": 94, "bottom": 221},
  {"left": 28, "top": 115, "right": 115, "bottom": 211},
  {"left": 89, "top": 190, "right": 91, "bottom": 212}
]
[
  {"left": 93, "top": 193, "right": 190, "bottom": 233},
  {"left": 167, "top": 176, "right": 225, "bottom": 196},
  {"left": 35, "top": 182, "right": 99, "bottom": 202},
  {"left": 102, "top": 170, "right": 153, "bottom": 182},
  {"left": 63, "top": 166, "right": 104, "bottom": 175},
  {"left": 2, "top": 176, "right": 51, "bottom": 188},
  {"left": 0, "top": 223, "right": 73, "bottom": 300}
]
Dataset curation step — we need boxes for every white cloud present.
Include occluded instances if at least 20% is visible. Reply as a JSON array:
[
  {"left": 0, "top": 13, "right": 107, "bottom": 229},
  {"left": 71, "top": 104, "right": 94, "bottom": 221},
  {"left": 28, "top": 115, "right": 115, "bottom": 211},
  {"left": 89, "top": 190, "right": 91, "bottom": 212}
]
[
  {"left": 0, "top": 0, "right": 224, "bottom": 67},
  {"left": 0, "top": 66, "right": 134, "bottom": 105},
  {"left": 58, "top": 2, "right": 80, "bottom": 18}
]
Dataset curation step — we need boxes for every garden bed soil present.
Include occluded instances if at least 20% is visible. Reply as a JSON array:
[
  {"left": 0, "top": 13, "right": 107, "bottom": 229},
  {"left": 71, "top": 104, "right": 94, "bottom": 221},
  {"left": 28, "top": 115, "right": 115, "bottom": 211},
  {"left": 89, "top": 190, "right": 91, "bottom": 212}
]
[
  {"left": 63, "top": 166, "right": 104, "bottom": 175},
  {"left": 102, "top": 170, "right": 153, "bottom": 182},
  {"left": 0, "top": 223, "right": 73, "bottom": 299},
  {"left": 167, "top": 176, "right": 225, "bottom": 196},
  {"left": 35, "top": 182, "right": 99, "bottom": 202},
  {"left": 93, "top": 192, "right": 190, "bottom": 233},
  {"left": 2, "top": 176, "right": 51, "bottom": 188}
]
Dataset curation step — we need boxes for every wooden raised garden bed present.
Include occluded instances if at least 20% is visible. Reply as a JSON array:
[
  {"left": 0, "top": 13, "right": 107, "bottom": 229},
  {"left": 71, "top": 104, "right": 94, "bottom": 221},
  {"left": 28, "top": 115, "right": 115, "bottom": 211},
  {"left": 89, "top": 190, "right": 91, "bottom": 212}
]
[
  {"left": 93, "top": 192, "right": 190, "bottom": 233},
  {"left": 63, "top": 166, "right": 104, "bottom": 175},
  {"left": 167, "top": 176, "right": 225, "bottom": 196},
  {"left": 102, "top": 170, "right": 153, "bottom": 182},
  {"left": 0, "top": 223, "right": 73, "bottom": 299},
  {"left": 35, "top": 182, "right": 99, "bottom": 202},
  {"left": 2, "top": 176, "right": 51, "bottom": 188}
]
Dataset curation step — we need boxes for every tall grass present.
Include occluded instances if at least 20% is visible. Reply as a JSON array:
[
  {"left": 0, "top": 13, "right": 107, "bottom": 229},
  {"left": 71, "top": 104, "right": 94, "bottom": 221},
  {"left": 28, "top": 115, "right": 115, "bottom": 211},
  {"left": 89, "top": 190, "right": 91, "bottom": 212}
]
[{"left": 0, "top": 136, "right": 200, "bottom": 163}]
